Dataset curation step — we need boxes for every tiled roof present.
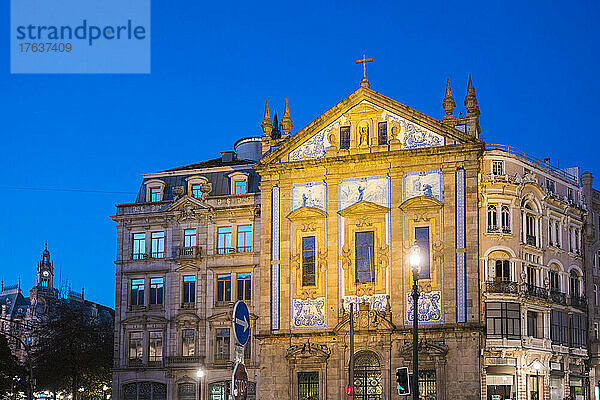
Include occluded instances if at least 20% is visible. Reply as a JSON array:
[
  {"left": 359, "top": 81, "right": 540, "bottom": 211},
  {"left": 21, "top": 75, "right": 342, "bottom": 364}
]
[{"left": 162, "top": 158, "right": 254, "bottom": 172}]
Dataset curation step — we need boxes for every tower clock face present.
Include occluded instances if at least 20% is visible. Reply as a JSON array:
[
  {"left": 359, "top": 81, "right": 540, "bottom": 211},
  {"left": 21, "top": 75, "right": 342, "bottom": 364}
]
[{"left": 42, "top": 270, "right": 50, "bottom": 277}]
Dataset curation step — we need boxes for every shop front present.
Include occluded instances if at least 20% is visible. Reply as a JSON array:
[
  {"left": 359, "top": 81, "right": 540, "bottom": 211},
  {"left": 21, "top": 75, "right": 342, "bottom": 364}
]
[{"left": 486, "top": 366, "right": 516, "bottom": 400}]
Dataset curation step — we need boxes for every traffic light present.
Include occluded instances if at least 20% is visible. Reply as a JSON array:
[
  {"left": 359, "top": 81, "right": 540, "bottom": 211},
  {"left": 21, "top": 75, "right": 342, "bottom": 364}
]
[
  {"left": 346, "top": 384, "right": 353, "bottom": 399},
  {"left": 396, "top": 367, "right": 410, "bottom": 396}
]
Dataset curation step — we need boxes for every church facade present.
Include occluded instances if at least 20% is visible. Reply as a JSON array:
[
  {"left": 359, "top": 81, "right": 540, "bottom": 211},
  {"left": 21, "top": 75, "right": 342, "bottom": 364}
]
[{"left": 254, "top": 76, "right": 484, "bottom": 400}]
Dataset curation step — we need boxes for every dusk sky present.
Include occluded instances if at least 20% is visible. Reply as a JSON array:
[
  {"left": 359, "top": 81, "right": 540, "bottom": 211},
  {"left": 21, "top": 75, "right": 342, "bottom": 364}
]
[{"left": 0, "top": 1, "right": 598, "bottom": 308}]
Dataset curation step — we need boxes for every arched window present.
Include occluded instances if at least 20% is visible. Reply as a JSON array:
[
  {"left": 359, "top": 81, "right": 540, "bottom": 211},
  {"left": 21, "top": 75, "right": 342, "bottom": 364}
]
[
  {"left": 353, "top": 351, "right": 382, "bottom": 400},
  {"left": 487, "top": 205, "right": 498, "bottom": 232},
  {"left": 548, "top": 266, "right": 560, "bottom": 292},
  {"left": 495, "top": 260, "right": 510, "bottom": 281},
  {"left": 569, "top": 270, "right": 580, "bottom": 298},
  {"left": 501, "top": 205, "right": 510, "bottom": 232}
]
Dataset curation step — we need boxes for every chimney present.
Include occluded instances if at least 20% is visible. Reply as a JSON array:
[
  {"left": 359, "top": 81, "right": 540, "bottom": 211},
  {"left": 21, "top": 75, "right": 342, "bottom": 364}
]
[{"left": 221, "top": 151, "right": 236, "bottom": 163}]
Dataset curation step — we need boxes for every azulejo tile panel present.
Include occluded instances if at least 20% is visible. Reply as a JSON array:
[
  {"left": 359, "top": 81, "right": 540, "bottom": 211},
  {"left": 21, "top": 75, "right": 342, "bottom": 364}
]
[
  {"left": 339, "top": 176, "right": 390, "bottom": 210},
  {"left": 343, "top": 294, "right": 387, "bottom": 312},
  {"left": 291, "top": 297, "right": 326, "bottom": 329},
  {"left": 271, "top": 186, "right": 280, "bottom": 261},
  {"left": 291, "top": 182, "right": 326, "bottom": 212},
  {"left": 288, "top": 121, "right": 338, "bottom": 162},
  {"left": 383, "top": 110, "right": 444, "bottom": 149},
  {"left": 403, "top": 170, "right": 443, "bottom": 202},
  {"left": 405, "top": 291, "right": 443, "bottom": 324},
  {"left": 271, "top": 264, "right": 280, "bottom": 331},
  {"left": 455, "top": 168, "right": 467, "bottom": 323}
]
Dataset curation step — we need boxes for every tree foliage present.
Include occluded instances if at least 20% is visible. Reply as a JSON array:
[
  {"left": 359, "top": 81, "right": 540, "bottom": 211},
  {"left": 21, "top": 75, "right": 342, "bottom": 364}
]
[
  {"left": 0, "top": 334, "right": 26, "bottom": 399},
  {"left": 31, "top": 300, "right": 113, "bottom": 396}
]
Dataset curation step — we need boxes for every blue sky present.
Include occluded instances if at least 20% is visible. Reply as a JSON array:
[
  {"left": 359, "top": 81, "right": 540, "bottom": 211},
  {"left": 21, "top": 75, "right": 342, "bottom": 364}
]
[{"left": 0, "top": 1, "right": 598, "bottom": 308}]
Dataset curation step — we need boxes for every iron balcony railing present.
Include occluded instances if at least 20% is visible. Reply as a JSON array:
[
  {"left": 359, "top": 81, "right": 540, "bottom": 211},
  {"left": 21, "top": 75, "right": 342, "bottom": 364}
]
[
  {"left": 550, "top": 290, "right": 567, "bottom": 305},
  {"left": 486, "top": 280, "right": 519, "bottom": 294},
  {"left": 486, "top": 144, "right": 579, "bottom": 185},
  {"left": 177, "top": 246, "right": 202, "bottom": 259},
  {"left": 571, "top": 295, "right": 587, "bottom": 311},
  {"left": 526, "top": 283, "right": 548, "bottom": 299}
]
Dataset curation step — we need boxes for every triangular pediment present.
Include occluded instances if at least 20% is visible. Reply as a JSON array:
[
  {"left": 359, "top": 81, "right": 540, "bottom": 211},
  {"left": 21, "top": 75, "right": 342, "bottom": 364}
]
[
  {"left": 338, "top": 200, "right": 390, "bottom": 217},
  {"left": 399, "top": 195, "right": 443, "bottom": 211},
  {"left": 257, "top": 87, "right": 479, "bottom": 166},
  {"left": 165, "top": 196, "right": 212, "bottom": 213},
  {"left": 121, "top": 314, "right": 168, "bottom": 325},
  {"left": 286, "top": 206, "right": 328, "bottom": 221}
]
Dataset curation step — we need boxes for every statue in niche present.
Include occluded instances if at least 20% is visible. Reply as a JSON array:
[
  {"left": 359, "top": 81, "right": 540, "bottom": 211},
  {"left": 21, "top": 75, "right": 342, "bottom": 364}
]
[{"left": 359, "top": 125, "right": 369, "bottom": 147}]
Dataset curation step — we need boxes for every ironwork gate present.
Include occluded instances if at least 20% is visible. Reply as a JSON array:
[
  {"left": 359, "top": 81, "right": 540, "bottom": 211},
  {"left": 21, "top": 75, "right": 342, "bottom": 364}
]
[
  {"left": 419, "top": 370, "right": 436, "bottom": 399},
  {"left": 298, "top": 372, "right": 319, "bottom": 400},
  {"left": 353, "top": 351, "right": 382, "bottom": 400}
]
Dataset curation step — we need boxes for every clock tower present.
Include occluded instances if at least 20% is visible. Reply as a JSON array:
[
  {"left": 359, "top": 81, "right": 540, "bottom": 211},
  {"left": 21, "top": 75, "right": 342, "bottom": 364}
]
[{"left": 36, "top": 243, "right": 54, "bottom": 291}]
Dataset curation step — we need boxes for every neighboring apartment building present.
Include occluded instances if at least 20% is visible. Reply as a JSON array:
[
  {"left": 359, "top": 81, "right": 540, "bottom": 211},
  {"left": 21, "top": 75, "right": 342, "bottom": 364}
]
[
  {"left": 111, "top": 139, "right": 261, "bottom": 400},
  {"left": 480, "top": 148, "right": 588, "bottom": 400}
]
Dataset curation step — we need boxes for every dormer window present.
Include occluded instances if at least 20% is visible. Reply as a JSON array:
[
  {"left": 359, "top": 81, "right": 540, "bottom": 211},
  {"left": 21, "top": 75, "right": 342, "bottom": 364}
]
[
  {"left": 228, "top": 172, "right": 249, "bottom": 195},
  {"left": 186, "top": 176, "right": 209, "bottom": 199},
  {"left": 145, "top": 180, "right": 166, "bottom": 203}
]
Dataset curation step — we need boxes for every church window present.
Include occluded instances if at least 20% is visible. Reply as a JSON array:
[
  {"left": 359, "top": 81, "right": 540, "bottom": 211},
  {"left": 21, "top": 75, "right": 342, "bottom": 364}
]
[
  {"left": 234, "top": 179, "right": 247, "bottom": 194},
  {"left": 298, "top": 372, "right": 319, "bottom": 400},
  {"left": 182, "top": 275, "right": 195, "bottom": 304},
  {"left": 149, "top": 277, "right": 164, "bottom": 305},
  {"left": 184, "top": 229, "right": 196, "bottom": 248},
  {"left": 150, "top": 187, "right": 162, "bottom": 202},
  {"left": 492, "top": 160, "right": 504, "bottom": 176},
  {"left": 217, "top": 226, "right": 232, "bottom": 254},
  {"left": 215, "top": 328, "right": 230, "bottom": 361},
  {"left": 414, "top": 227, "right": 431, "bottom": 279},
  {"left": 237, "top": 273, "right": 251, "bottom": 301},
  {"left": 237, "top": 225, "right": 252, "bottom": 253},
  {"left": 182, "top": 329, "right": 195, "bottom": 356},
  {"left": 217, "top": 274, "right": 231, "bottom": 302},
  {"left": 495, "top": 260, "right": 510, "bottom": 281},
  {"left": 151, "top": 231, "right": 165, "bottom": 258},
  {"left": 355, "top": 231, "right": 375, "bottom": 283},
  {"left": 130, "top": 278, "right": 145, "bottom": 306},
  {"left": 128, "top": 332, "right": 143, "bottom": 363},
  {"left": 302, "top": 236, "right": 316, "bottom": 286},
  {"left": 377, "top": 121, "right": 387, "bottom": 145},
  {"left": 132, "top": 233, "right": 146, "bottom": 260},
  {"left": 485, "top": 302, "right": 521, "bottom": 339},
  {"left": 148, "top": 331, "right": 163, "bottom": 363},
  {"left": 340, "top": 126, "right": 350, "bottom": 149},
  {"left": 41, "top": 279, "right": 48, "bottom": 288},
  {"left": 191, "top": 184, "right": 202, "bottom": 198}
]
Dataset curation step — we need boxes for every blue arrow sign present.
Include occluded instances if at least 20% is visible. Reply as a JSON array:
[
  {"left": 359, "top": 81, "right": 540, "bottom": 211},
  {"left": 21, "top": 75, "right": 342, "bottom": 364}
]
[{"left": 233, "top": 300, "right": 250, "bottom": 346}]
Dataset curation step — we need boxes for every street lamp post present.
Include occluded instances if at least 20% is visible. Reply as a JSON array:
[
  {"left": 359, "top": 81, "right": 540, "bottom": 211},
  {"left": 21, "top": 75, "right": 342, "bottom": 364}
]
[
  {"left": 409, "top": 244, "right": 421, "bottom": 400},
  {"left": 102, "top": 385, "right": 109, "bottom": 400},
  {"left": 196, "top": 369, "right": 204, "bottom": 400}
]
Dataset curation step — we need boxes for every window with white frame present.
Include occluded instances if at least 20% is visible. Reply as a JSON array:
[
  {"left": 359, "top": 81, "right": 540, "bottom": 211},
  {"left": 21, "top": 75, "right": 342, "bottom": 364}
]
[
  {"left": 487, "top": 205, "right": 498, "bottom": 232},
  {"left": 132, "top": 233, "right": 146, "bottom": 259},
  {"left": 492, "top": 160, "right": 504, "bottom": 176},
  {"left": 501, "top": 205, "right": 510, "bottom": 232},
  {"left": 229, "top": 172, "right": 249, "bottom": 195},
  {"left": 236, "top": 225, "right": 252, "bottom": 252},
  {"left": 595, "top": 284, "right": 599, "bottom": 306},
  {"left": 148, "top": 331, "right": 163, "bottom": 363},
  {"left": 182, "top": 329, "right": 195, "bottom": 356},
  {"left": 151, "top": 231, "right": 165, "bottom": 258},
  {"left": 549, "top": 219, "right": 561, "bottom": 247},
  {"left": 145, "top": 180, "right": 165, "bottom": 202},
  {"left": 217, "top": 226, "right": 232, "bottom": 254}
]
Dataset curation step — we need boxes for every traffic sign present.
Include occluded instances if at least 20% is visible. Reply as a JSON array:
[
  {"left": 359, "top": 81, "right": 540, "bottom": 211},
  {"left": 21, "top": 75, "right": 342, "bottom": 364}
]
[
  {"left": 231, "top": 362, "right": 248, "bottom": 400},
  {"left": 232, "top": 300, "right": 250, "bottom": 346}
]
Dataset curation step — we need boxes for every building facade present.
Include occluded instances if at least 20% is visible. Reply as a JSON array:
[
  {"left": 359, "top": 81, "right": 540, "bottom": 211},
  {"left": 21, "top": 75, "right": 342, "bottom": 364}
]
[
  {"left": 255, "top": 77, "right": 484, "bottom": 400},
  {"left": 111, "top": 141, "right": 262, "bottom": 400},
  {"left": 480, "top": 148, "right": 588, "bottom": 400},
  {"left": 112, "top": 71, "right": 600, "bottom": 400}
]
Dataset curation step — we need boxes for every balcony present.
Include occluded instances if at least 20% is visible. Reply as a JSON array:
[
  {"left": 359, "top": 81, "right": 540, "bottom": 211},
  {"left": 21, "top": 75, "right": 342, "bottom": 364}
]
[
  {"left": 550, "top": 290, "right": 567, "bottom": 305},
  {"left": 177, "top": 246, "right": 202, "bottom": 260},
  {"left": 570, "top": 295, "right": 587, "bottom": 311},
  {"left": 486, "top": 280, "right": 518, "bottom": 294},
  {"left": 166, "top": 355, "right": 205, "bottom": 366},
  {"left": 501, "top": 227, "right": 511, "bottom": 234},
  {"left": 488, "top": 225, "right": 499, "bottom": 233},
  {"left": 526, "top": 283, "right": 548, "bottom": 300},
  {"left": 526, "top": 235, "right": 537, "bottom": 246}
]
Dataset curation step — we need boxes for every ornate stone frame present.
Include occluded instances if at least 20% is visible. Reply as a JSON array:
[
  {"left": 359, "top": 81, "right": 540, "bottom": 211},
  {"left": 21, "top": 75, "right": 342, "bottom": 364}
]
[
  {"left": 287, "top": 206, "right": 327, "bottom": 299},
  {"left": 338, "top": 200, "right": 390, "bottom": 297}
]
